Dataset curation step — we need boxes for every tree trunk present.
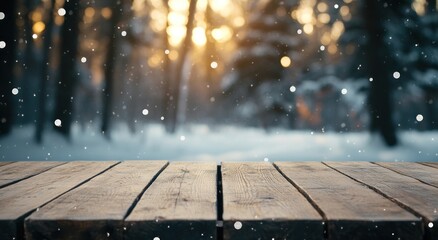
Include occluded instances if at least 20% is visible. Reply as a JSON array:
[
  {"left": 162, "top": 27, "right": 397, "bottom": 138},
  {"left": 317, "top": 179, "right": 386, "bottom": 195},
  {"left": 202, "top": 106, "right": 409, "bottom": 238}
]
[
  {"left": 101, "top": 0, "right": 123, "bottom": 138},
  {"left": 0, "top": 1, "right": 17, "bottom": 137},
  {"left": 161, "top": 0, "right": 172, "bottom": 131},
  {"left": 35, "top": 0, "right": 56, "bottom": 143},
  {"left": 53, "top": 0, "right": 81, "bottom": 139},
  {"left": 364, "top": 0, "right": 398, "bottom": 146},
  {"left": 166, "top": 0, "right": 197, "bottom": 133}
]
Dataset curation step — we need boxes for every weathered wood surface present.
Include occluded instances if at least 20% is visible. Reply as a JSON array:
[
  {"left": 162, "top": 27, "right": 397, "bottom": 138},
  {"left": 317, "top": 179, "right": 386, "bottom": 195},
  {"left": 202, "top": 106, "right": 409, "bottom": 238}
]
[
  {"left": 0, "top": 161, "right": 65, "bottom": 188},
  {"left": 421, "top": 162, "right": 438, "bottom": 169},
  {"left": 326, "top": 162, "right": 438, "bottom": 240},
  {"left": 376, "top": 162, "right": 438, "bottom": 188},
  {"left": 0, "top": 161, "right": 13, "bottom": 167},
  {"left": 221, "top": 162, "right": 322, "bottom": 240},
  {"left": 125, "top": 162, "right": 217, "bottom": 240},
  {"left": 276, "top": 162, "right": 423, "bottom": 240},
  {"left": 1, "top": 161, "right": 438, "bottom": 240},
  {"left": 25, "top": 161, "right": 168, "bottom": 240},
  {"left": 0, "top": 161, "right": 117, "bottom": 240}
]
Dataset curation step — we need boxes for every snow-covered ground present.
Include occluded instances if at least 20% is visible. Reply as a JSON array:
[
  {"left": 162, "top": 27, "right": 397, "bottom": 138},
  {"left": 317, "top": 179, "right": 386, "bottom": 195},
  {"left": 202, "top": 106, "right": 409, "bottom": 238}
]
[{"left": 0, "top": 124, "right": 437, "bottom": 162}]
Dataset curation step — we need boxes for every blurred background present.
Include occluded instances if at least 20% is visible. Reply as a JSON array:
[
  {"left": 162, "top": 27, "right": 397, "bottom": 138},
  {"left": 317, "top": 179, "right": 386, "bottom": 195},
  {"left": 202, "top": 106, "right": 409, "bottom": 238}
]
[{"left": 0, "top": 0, "right": 437, "bottom": 161}]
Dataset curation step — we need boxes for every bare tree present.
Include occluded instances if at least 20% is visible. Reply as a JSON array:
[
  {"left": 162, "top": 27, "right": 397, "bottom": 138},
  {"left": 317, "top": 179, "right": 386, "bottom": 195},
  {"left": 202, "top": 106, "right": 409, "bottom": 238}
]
[
  {"left": 165, "top": 0, "right": 197, "bottom": 133},
  {"left": 35, "top": 0, "right": 56, "bottom": 143},
  {"left": 364, "top": 0, "right": 398, "bottom": 146},
  {"left": 101, "top": 0, "right": 123, "bottom": 139}
]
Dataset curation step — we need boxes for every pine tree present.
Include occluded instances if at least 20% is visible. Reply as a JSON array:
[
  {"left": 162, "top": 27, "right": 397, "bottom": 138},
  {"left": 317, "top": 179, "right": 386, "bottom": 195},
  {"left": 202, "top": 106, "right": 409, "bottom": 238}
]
[{"left": 223, "top": 0, "right": 304, "bottom": 128}]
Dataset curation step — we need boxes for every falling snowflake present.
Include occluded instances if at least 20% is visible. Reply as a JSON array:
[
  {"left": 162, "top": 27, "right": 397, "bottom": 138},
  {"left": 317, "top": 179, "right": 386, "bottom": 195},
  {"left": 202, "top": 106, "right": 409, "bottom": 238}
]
[
  {"left": 429, "top": 222, "right": 434, "bottom": 228},
  {"left": 11, "top": 88, "right": 18, "bottom": 95},
  {"left": 58, "top": 8, "right": 66, "bottom": 16},
  {"left": 393, "top": 71, "right": 400, "bottom": 79},
  {"left": 54, "top": 119, "right": 62, "bottom": 127},
  {"left": 263, "top": 157, "right": 269, "bottom": 162},
  {"left": 121, "top": 31, "right": 127, "bottom": 37},
  {"left": 210, "top": 61, "right": 218, "bottom": 69},
  {"left": 416, "top": 114, "right": 423, "bottom": 122},
  {"left": 0, "top": 12, "right": 5, "bottom": 20},
  {"left": 180, "top": 136, "right": 186, "bottom": 141},
  {"left": 289, "top": 86, "right": 296, "bottom": 92},
  {"left": 0, "top": 41, "right": 5, "bottom": 49},
  {"left": 142, "top": 109, "right": 149, "bottom": 116},
  {"left": 81, "top": 57, "right": 87, "bottom": 63},
  {"left": 341, "top": 88, "right": 348, "bottom": 95},
  {"left": 234, "top": 221, "right": 242, "bottom": 230}
]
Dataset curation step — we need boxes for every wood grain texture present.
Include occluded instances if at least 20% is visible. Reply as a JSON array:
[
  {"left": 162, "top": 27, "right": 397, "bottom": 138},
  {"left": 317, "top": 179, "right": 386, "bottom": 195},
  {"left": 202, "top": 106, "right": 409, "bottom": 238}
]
[
  {"left": 421, "top": 162, "right": 438, "bottom": 169},
  {"left": 326, "top": 162, "right": 438, "bottom": 240},
  {"left": 0, "top": 161, "right": 117, "bottom": 240},
  {"left": 25, "top": 161, "right": 168, "bottom": 240},
  {"left": 221, "top": 162, "right": 322, "bottom": 240},
  {"left": 0, "top": 162, "right": 13, "bottom": 167},
  {"left": 275, "top": 162, "right": 422, "bottom": 240},
  {"left": 376, "top": 162, "right": 438, "bottom": 188},
  {"left": 125, "top": 162, "right": 217, "bottom": 240},
  {"left": 0, "top": 161, "right": 65, "bottom": 188}
]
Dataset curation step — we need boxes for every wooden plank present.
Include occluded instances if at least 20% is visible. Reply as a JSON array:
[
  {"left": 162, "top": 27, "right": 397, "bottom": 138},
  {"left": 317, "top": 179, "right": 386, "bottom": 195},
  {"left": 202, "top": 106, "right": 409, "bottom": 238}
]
[
  {"left": 275, "top": 162, "right": 423, "bottom": 240},
  {"left": 0, "top": 161, "right": 14, "bottom": 167},
  {"left": 125, "top": 162, "right": 217, "bottom": 240},
  {"left": 421, "top": 162, "right": 438, "bottom": 169},
  {"left": 221, "top": 162, "right": 322, "bottom": 240},
  {"left": 376, "top": 162, "right": 438, "bottom": 188},
  {"left": 25, "top": 161, "right": 168, "bottom": 240},
  {"left": 0, "top": 161, "right": 117, "bottom": 240},
  {"left": 0, "top": 161, "right": 65, "bottom": 188},
  {"left": 326, "top": 162, "right": 438, "bottom": 240}
]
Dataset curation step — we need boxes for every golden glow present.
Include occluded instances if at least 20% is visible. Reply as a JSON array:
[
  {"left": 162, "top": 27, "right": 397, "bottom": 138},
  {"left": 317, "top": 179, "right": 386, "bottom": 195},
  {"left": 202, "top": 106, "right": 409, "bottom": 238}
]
[
  {"left": 148, "top": 52, "right": 163, "bottom": 68},
  {"left": 212, "top": 25, "right": 233, "bottom": 43},
  {"left": 85, "top": 7, "right": 95, "bottom": 18},
  {"left": 167, "top": 25, "right": 187, "bottom": 47},
  {"left": 343, "top": 0, "right": 353, "bottom": 3},
  {"left": 169, "top": 50, "right": 179, "bottom": 61},
  {"left": 331, "top": 21, "right": 344, "bottom": 41},
  {"left": 32, "top": 21, "right": 45, "bottom": 34},
  {"left": 321, "top": 32, "right": 331, "bottom": 45},
  {"left": 149, "top": 0, "right": 163, "bottom": 8},
  {"left": 317, "top": 2, "right": 328, "bottom": 12},
  {"left": 168, "top": 11, "right": 188, "bottom": 25},
  {"left": 232, "top": 16, "right": 245, "bottom": 27},
  {"left": 210, "top": 0, "right": 232, "bottom": 17},
  {"left": 328, "top": 44, "right": 338, "bottom": 54},
  {"left": 169, "top": 0, "right": 189, "bottom": 11},
  {"left": 192, "top": 26, "right": 207, "bottom": 46},
  {"left": 150, "top": 9, "right": 166, "bottom": 32},
  {"left": 340, "top": 6, "right": 350, "bottom": 17},
  {"left": 318, "top": 13, "right": 330, "bottom": 24},
  {"left": 412, "top": 0, "right": 426, "bottom": 15},
  {"left": 280, "top": 56, "right": 291, "bottom": 68},
  {"left": 303, "top": 24, "right": 314, "bottom": 34},
  {"left": 31, "top": 11, "right": 43, "bottom": 22},
  {"left": 297, "top": 7, "right": 314, "bottom": 24},
  {"left": 101, "top": 7, "right": 112, "bottom": 19}
]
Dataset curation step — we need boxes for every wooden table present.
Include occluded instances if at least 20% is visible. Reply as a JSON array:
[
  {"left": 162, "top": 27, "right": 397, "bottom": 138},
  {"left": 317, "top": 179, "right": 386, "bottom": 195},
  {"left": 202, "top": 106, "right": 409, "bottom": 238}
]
[{"left": 0, "top": 161, "right": 437, "bottom": 240}]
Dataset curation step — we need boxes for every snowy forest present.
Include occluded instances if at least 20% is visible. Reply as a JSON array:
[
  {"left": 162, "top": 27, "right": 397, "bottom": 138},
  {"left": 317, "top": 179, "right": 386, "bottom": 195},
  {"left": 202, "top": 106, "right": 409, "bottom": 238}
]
[{"left": 0, "top": 0, "right": 437, "bottom": 161}]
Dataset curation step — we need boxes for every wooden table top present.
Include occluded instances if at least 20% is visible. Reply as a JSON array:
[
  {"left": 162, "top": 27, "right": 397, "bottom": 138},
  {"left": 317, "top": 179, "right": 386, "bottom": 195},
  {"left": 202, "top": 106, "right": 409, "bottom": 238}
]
[{"left": 0, "top": 161, "right": 437, "bottom": 240}]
